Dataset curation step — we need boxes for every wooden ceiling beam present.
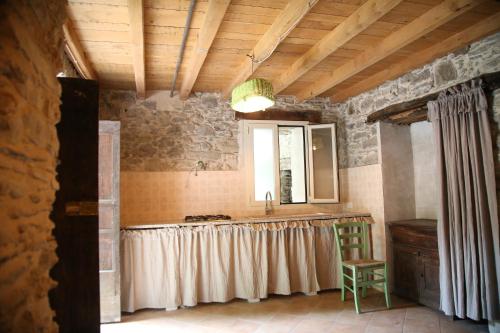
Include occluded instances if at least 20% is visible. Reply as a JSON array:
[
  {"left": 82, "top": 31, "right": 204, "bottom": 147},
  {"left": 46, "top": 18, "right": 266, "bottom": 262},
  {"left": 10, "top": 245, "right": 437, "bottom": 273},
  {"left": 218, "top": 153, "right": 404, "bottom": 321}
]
[
  {"left": 272, "top": 0, "right": 403, "bottom": 95},
  {"left": 63, "top": 19, "right": 97, "bottom": 80},
  {"left": 332, "top": 11, "right": 500, "bottom": 102},
  {"left": 221, "top": 0, "right": 319, "bottom": 99},
  {"left": 179, "top": 0, "right": 231, "bottom": 100},
  {"left": 235, "top": 109, "right": 321, "bottom": 123},
  {"left": 127, "top": 0, "right": 146, "bottom": 98},
  {"left": 295, "top": 0, "right": 483, "bottom": 102}
]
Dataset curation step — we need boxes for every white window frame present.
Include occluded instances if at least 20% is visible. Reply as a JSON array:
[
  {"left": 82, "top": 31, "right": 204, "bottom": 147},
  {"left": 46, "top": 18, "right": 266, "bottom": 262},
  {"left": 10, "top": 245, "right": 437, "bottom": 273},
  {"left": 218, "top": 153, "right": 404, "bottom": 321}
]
[
  {"left": 307, "top": 123, "right": 340, "bottom": 203},
  {"left": 246, "top": 122, "right": 281, "bottom": 206},
  {"left": 243, "top": 120, "right": 339, "bottom": 206}
]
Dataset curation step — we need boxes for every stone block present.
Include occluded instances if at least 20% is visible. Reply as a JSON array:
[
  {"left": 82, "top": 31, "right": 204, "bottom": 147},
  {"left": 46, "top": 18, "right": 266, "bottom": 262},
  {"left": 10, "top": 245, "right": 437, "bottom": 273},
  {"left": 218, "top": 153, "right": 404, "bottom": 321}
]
[
  {"left": 201, "top": 95, "right": 218, "bottom": 107},
  {"left": 434, "top": 60, "right": 458, "bottom": 86}
]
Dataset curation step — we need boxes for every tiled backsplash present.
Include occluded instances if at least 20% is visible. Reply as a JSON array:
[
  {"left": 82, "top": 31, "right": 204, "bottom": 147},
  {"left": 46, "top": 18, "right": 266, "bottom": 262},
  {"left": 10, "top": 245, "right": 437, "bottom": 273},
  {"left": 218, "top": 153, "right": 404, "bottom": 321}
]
[
  {"left": 121, "top": 170, "right": 342, "bottom": 225},
  {"left": 339, "top": 164, "right": 386, "bottom": 260}
]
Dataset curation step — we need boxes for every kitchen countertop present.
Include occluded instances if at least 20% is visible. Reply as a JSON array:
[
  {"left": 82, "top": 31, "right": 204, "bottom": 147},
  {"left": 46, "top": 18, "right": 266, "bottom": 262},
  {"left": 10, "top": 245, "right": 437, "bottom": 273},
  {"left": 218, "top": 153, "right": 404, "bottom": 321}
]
[{"left": 122, "top": 212, "right": 372, "bottom": 230}]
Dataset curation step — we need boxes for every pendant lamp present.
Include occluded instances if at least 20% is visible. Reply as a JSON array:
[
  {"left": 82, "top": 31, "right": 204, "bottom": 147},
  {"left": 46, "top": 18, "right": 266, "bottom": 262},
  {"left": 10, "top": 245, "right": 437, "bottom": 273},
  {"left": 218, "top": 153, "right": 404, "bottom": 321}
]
[{"left": 230, "top": 78, "right": 275, "bottom": 113}]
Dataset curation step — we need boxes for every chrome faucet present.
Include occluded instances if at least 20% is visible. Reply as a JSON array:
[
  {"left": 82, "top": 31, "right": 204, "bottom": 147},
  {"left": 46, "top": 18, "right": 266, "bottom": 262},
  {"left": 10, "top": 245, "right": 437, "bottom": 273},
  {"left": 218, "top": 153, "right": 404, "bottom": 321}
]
[{"left": 265, "top": 191, "right": 273, "bottom": 215}]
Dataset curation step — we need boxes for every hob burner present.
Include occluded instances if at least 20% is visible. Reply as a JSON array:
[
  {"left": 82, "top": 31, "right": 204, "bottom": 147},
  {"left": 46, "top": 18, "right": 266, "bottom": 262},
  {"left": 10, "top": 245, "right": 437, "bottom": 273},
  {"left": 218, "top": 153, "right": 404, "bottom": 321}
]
[{"left": 184, "top": 215, "right": 232, "bottom": 222}]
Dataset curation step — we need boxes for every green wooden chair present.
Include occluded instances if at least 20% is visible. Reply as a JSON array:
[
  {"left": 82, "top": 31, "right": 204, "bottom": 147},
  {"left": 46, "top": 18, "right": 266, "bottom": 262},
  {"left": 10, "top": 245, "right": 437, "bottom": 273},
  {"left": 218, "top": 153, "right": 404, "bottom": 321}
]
[{"left": 333, "top": 221, "right": 391, "bottom": 314}]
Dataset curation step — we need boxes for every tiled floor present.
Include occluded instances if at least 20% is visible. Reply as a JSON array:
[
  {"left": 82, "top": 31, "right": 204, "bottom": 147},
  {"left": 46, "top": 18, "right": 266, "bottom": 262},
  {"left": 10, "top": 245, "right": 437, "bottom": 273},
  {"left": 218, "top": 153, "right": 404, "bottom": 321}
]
[{"left": 102, "top": 291, "right": 489, "bottom": 333}]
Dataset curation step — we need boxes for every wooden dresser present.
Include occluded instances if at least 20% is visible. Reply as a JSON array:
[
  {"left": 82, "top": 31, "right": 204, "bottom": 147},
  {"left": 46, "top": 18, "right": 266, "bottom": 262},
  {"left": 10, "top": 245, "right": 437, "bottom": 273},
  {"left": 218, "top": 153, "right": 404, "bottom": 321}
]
[{"left": 387, "top": 219, "right": 440, "bottom": 310}]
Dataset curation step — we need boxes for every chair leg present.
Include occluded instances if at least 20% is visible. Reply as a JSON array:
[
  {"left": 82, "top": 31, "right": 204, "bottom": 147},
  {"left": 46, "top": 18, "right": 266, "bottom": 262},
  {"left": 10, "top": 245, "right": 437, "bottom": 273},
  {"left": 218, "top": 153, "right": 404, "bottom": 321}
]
[
  {"left": 362, "top": 270, "right": 367, "bottom": 298},
  {"left": 353, "top": 267, "right": 361, "bottom": 314},
  {"left": 384, "top": 263, "right": 392, "bottom": 309},
  {"left": 340, "top": 267, "right": 345, "bottom": 302}
]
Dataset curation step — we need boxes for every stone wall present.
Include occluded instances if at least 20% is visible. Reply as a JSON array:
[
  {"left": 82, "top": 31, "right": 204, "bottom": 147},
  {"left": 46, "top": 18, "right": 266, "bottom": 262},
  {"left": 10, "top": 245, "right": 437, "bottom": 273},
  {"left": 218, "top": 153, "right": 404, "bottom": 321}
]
[
  {"left": 324, "top": 32, "right": 500, "bottom": 168},
  {"left": 100, "top": 90, "right": 239, "bottom": 171},
  {"left": 99, "top": 90, "right": 337, "bottom": 171},
  {"left": 0, "top": 1, "right": 66, "bottom": 332}
]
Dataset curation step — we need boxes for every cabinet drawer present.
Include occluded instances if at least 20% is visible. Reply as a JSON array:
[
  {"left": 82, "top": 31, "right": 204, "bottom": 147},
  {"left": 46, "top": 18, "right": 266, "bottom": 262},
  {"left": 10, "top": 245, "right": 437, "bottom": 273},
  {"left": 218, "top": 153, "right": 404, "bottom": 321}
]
[{"left": 390, "top": 225, "right": 438, "bottom": 249}]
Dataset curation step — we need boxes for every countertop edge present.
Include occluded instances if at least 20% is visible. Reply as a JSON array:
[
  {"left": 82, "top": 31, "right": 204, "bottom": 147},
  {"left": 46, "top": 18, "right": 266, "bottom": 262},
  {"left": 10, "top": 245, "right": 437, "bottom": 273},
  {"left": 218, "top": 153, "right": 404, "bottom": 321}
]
[{"left": 122, "top": 212, "right": 372, "bottom": 230}]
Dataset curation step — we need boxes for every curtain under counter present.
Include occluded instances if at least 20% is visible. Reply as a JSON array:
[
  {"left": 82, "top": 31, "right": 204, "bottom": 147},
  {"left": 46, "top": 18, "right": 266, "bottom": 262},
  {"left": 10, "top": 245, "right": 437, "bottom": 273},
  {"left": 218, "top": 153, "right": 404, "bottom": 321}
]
[{"left": 120, "top": 216, "right": 368, "bottom": 312}]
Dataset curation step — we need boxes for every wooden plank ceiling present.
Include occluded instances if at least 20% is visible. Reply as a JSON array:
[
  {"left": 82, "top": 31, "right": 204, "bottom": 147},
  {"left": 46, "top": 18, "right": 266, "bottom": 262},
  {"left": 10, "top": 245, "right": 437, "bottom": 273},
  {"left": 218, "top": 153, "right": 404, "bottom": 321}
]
[{"left": 66, "top": 0, "right": 500, "bottom": 101}]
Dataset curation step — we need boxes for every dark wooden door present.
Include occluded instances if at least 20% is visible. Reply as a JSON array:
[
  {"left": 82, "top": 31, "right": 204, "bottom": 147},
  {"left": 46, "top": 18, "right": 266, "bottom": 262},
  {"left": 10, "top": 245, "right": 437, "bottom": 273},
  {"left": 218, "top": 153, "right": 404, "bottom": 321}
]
[
  {"left": 393, "top": 244, "right": 419, "bottom": 301},
  {"left": 49, "top": 78, "right": 100, "bottom": 333},
  {"left": 99, "top": 121, "right": 120, "bottom": 323}
]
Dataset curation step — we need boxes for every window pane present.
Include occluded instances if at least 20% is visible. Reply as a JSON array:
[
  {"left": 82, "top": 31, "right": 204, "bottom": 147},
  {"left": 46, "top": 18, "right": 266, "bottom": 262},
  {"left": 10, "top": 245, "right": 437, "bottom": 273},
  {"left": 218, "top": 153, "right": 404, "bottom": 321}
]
[
  {"left": 253, "top": 127, "right": 275, "bottom": 201},
  {"left": 279, "top": 127, "right": 306, "bottom": 203},
  {"left": 311, "top": 127, "right": 335, "bottom": 199}
]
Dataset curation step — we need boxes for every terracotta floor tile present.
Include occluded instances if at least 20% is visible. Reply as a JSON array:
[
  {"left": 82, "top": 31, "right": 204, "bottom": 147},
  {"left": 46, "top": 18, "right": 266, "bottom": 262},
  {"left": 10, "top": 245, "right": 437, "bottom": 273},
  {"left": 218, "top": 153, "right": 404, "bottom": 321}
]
[
  {"left": 254, "top": 314, "right": 302, "bottom": 333},
  {"left": 328, "top": 321, "right": 366, "bottom": 333},
  {"left": 368, "top": 308, "right": 406, "bottom": 327},
  {"left": 305, "top": 303, "right": 343, "bottom": 321},
  {"left": 102, "top": 291, "right": 488, "bottom": 333},
  {"left": 334, "top": 308, "right": 373, "bottom": 326},
  {"left": 197, "top": 314, "right": 238, "bottom": 328},
  {"left": 215, "top": 319, "right": 262, "bottom": 333},
  {"left": 365, "top": 323, "right": 404, "bottom": 333},
  {"left": 403, "top": 323, "right": 440, "bottom": 333},
  {"left": 406, "top": 307, "right": 440, "bottom": 323},
  {"left": 289, "top": 318, "right": 336, "bottom": 333}
]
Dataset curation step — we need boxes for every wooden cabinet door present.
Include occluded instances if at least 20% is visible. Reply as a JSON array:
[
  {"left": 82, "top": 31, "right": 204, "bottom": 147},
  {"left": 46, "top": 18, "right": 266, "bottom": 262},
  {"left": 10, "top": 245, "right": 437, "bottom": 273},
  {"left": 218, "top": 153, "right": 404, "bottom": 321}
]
[
  {"left": 393, "top": 244, "right": 419, "bottom": 301},
  {"left": 418, "top": 252, "right": 440, "bottom": 310},
  {"left": 99, "top": 121, "right": 120, "bottom": 323}
]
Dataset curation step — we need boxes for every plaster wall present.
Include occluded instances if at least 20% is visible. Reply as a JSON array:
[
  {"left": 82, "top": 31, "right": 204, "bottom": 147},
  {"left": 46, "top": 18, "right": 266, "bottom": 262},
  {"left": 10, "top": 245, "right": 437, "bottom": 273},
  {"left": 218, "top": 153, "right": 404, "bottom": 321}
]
[
  {"left": 411, "top": 122, "right": 438, "bottom": 219},
  {"left": 379, "top": 122, "right": 416, "bottom": 223}
]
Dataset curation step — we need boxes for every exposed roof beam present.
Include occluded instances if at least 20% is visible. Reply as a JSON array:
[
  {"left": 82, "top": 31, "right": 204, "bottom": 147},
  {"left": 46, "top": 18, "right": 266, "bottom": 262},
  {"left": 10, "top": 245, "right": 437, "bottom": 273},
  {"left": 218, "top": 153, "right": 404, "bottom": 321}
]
[
  {"left": 295, "top": 0, "right": 482, "bottom": 102},
  {"left": 221, "top": 0, "right": 319, "bottom": 99},
  {"left": 180, "top": 0, "right": 231, "bottom": 100},
  {"left": 235, "top": 109, "right": 321, "bottom": 122},
  {"left": 272, "top": 0, "right": 403, "bottom": 95},
  {"left": 63, "top": 19, "right": 97, "bottom": 80},
  {"left": 332, "top": 11, "right": 500, "bottom": 102},
  {"left": 127, "top": 0, "right": 146, "bottom": 98}
]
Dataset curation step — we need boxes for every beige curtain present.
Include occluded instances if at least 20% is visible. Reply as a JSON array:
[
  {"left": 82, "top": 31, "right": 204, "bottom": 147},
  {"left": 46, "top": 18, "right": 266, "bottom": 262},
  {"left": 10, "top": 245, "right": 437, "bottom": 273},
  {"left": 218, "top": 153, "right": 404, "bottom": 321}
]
[
  {"left": 428, "top": 80, "right": 500, "bottom": 321},
  {"left": 120, "top": 217, "right": 367, "bottom": 312}
]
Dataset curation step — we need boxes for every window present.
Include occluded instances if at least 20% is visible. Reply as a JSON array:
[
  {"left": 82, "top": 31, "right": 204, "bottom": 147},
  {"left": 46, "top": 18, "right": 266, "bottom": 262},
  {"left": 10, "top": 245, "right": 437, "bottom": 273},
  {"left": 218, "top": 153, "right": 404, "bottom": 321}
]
[
  {"left": 278, "top": 126, "right": 306, "bottom": 204},
  {"left": 251, "top": 125, "right": 277, "bottom": 201},
  {"left": 245, "top": 121, "right": 339, "bottom": 206},
  {"left": 308, "top": 124, "right": 339, "bottom": 203}
]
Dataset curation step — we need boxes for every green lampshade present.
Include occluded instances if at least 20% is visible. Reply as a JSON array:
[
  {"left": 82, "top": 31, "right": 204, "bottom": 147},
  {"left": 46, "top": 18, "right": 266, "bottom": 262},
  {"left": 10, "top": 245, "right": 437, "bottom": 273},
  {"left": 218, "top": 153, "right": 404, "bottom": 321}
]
[{"left": 231, "top": 78, "right": 275, "bottom": 113}]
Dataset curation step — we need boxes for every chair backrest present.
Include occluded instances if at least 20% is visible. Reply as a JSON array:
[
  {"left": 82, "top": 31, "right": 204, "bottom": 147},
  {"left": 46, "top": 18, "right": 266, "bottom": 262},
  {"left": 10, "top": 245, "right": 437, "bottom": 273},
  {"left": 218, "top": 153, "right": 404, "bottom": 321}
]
[{"left": 333, "top": 221, "right": 369, "bottom": 262}]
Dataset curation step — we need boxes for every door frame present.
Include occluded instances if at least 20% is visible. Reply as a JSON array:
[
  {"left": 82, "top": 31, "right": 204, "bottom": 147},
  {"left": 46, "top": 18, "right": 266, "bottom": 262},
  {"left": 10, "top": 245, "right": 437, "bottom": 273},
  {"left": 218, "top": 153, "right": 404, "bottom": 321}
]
[{"left": 98, "top": 120, "right": 121, "bottom": 323}]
